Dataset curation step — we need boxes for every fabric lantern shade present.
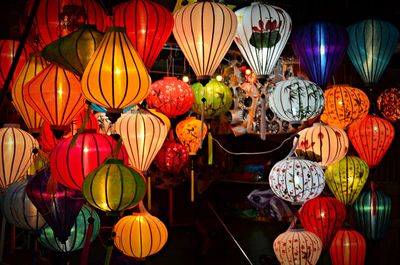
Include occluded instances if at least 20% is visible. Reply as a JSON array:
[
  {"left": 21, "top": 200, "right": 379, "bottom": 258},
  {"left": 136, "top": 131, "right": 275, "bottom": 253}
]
[
  {"left": 347, "top": 19, "right": 399, "bottom": 86},
  {"left": 273, "top": 228, "right": 322, "bottom": 265},
  {"left": 292, "top": 21, "right": 349, "bottom": 88},
  {"left": 269, "top": 77, "right": 324, "bottom": 125},
  {"left": 330, "top": 228, "right": 366, "bottom": 265},
  {"left": 39, "top": 122, "right": 63, "bottom": 153},
  {"left": 325, "top": 156, "right": 369, "bottom": 206},
  {"left": 234, "top": 2, "right": 291, "bottom": 80},
  {"left": 377, "top": 88, "right": 400, "bottom": 122},
  {"left": 153, "top": 139, "right": 189, "bottom": 175},
  {"left": 348, "top": 115, "right": 395, "bottom": 168},
  {"left": 176, "top": 117, "right": 207, "bottom": 156},
  {"left": 71, "top": 107, "right": 99, "bottom": 134},
  {"left": 113, "top": 0, "right": 174, "bottom": 70},
  {"left": 296, "top": 123, "right": 349, "bottom": 168},
  {"left": 173, "top": 1, "right": 237, "bottom": 82},
  {"left": 269, "top": 157, "right": 325, "bottom": 203}
]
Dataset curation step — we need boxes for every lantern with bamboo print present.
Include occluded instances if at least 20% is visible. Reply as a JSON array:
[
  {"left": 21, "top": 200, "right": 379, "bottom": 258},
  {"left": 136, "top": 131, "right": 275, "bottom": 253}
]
[
  {"left": 377, "top": 88, "right": 400, "bottom": 123},
  {"left": 330, "top": 228, "right": 366, "bottom": 265}
]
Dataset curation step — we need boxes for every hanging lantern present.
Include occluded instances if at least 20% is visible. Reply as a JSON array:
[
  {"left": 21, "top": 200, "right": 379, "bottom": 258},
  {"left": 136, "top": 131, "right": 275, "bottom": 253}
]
[
  {"left": 348, "top": 115, "right": 395, "bottom": 168},
  {"left": 234, "top": 2, "right": 291, "bottom": 80},
  {"left": 39, "top": 205, "right": 100, "bottom": 253},
  {"left": 299, "top": 197, "right": 347, "bottom": 251},
  {"left": 273, "top": 228, "right": 322, "bottom": 265},
  {"left": 269, "top": 77, "right": 324, "bottom": 125},
  {"left": 320, "top": 84, "right": 370, "bottom": 129},
  {"left": 295, "top": 123, "right": 349, "bottom": 168},
  {"left": 173, "top": 1, "right": 237, "bottom": 82},
  {"left": 0, "top": 125, "right": 38, "bottom": 189},
  {"left": 176, "top": 117, "right": 207, "bottom": 155},
  {"left": 113, "top": 0, "right": 174, "bottom": 70},
  {"left": 330, "top": 228, "right": 366, "bottom": 265},
  {"left": 39, "top": 122, "right": 63, "bottom": 153},
  {"left": 11, "top": 53, "right": 48, "bottom": 136},
  {"left": 23, "top": 64, "right": 86, "bottom": 138},
  {"left": 153, "top": 139, "right": 190, "bottom": 175},
  {"left": 292, "top": 21, "right": 348, "bottom": 88},
  {"left": 146, "top": 77, "right": 194, "bottom": 118},
  {"left": 347, "top": 19, "right": 399, "bottom": 86},
  {"left": 377, "top": 88, "right": 400, "bottom": 122},
  {"left": 71, "top": 107, "right": 99, "bottom": 134}
]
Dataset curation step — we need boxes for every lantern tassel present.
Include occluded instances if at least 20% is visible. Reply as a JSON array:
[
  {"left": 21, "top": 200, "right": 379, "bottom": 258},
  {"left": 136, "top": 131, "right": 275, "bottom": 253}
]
[
  {"left": 169, "top": 187, "right": 174, "bottom": 227},
  {"left": 80, "top": 215, "right": 95, "bottom": 265},
  {"left": 191, "top": 158, "right": 195, "bottom": 202},
  {"left": 208, "top": 125, "right": 213, "bottom": 165},
  {"left": 200, "top": 97, "right": 206, "bottom": 148},
  {"left": 147, "top": 175, "right": 152, "bottom": 210},
  {"left": 260, "top": 93, "right": 266, "bottom": 141},
  {"left": 371, "top": 180, "right": 377, "bottom": 216}
]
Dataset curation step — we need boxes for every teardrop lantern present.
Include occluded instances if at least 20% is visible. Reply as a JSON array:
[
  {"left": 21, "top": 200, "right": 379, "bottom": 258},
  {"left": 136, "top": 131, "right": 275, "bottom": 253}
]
[
  {"left": 176, "top": 117, "right": 208, "bottom": 156},
  {"left": 153, "top": 139, "right": 190, "bottom": 175},
  {"left": 377, "top": 87, "right": 400, "bottom": 122},
  {"left": 330, "top": 228, "right": 366, "bottom": 265}
]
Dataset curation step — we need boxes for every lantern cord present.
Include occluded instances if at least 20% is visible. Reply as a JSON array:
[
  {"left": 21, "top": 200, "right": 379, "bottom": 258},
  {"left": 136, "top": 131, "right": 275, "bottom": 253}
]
[
  {"left": 69, "top": 104, "right": 93, "bottom": 147},
  {"left": 80, "top": 214, "right": 95, "bottom": 265},
  {"left": 199, "top": 98, "right": 206, "bottom": 148}
]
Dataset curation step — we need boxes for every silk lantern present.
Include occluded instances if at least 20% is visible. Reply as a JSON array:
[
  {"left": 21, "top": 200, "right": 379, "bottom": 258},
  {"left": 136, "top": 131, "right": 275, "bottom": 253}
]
[
  {"left": 330, "top": 228, "right": 366, "bottom": 265},
  {"left": 292, "top": 21, "right": 348, "bottom": 88},
  {"left": 113, "top": 0, "right": 174, "bottom": 70},
  {"left": 269, "top": 77, "right": 324, "bottom": 125},
  {"left": 325, "top": 156, "right": 369, "bottom": 206},
  {"left": 39, "top": 122, "right": 63, "bottom": 153},
  {"left": 176, "top": 117, "right": 207, "bottom": 156},
  {"left": 71, "top": 106, "right": 99, "bottom": 134},
  {"left": 348, "top": 115, "right": 395, "bottom": 168},
  {"left": 347, "top": 19, "right": 399, "bottom": 86},
  {"left": 377, "top": 88, "right": 400, "bottom": 122},
  {"left": 153, "top": 140, "right": 189, "bottom": 175},
  {"left": 234, "top": 2, "right": 291, "bottom": 80},
  {"left": 173, "top": 1, "right": 237, "bottom": 82},
  {"left": 296, "top": 123, "right": 349, "bottom": 168}
]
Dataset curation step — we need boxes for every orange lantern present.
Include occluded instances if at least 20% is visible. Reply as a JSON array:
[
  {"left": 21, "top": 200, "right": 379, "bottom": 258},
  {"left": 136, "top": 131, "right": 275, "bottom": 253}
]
[
  {"left": 377, "top": 88, "right": 400, "bottom": 122},
  {"left": 330, "top": 228, "right": 366, "bottom": 265}
]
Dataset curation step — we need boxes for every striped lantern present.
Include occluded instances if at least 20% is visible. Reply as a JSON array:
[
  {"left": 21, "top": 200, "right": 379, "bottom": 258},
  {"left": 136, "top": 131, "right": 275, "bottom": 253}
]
[
  {"left": 70, "top": 107, "right": 99, "bottom": 134},
  {"left": 330, "top": 228, "right": 366, "bottom": 265},
  {"left": 153, "top": 139, "right": 189, "bottom": 175},
  {"left": 377, "top": 88, "right": 400, "bottom": 122},
  {"left": 295, "top": 123, "right": 349, "bottom": 168},
  {"left": 175, "top": 117, "right": 208, "bottom": 156}
]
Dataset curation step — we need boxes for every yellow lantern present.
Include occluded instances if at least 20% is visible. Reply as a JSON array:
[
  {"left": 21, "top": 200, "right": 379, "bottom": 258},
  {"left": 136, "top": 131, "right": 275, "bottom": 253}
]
[{"left": 176, "top": 117, "right": 207, "bottom": 156}]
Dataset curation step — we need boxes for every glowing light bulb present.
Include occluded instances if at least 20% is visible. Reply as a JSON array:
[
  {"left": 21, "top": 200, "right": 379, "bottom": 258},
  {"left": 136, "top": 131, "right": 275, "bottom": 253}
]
[
  {"left": 182, "top": 75, "right": 189, "bottom": 83},
  {"left": 216, "top": 75, "right": 223, "bottom": 82},
  {"left": 245, "top": 69, "right": 252, "bottom": 75}
]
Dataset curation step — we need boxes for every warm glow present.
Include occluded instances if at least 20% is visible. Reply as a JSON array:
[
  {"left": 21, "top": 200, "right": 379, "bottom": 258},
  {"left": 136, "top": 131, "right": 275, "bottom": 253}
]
[{"left": 182, "top": 75, "right": 189, "bottom": 83}]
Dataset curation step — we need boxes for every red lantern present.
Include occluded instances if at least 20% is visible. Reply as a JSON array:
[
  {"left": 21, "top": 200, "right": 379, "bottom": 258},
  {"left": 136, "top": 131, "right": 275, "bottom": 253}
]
[
  {"left": 330, "top": 228, "right": 366, "bottom": 265},
  {"left": 348, "top": 115, "right": 395, "bottom": 168},
  {"left": 71, "top": 107, "right": 99, "bottom": 134},
  {"left": 153, "top": 139, "right": 189, "bottom": 175},
  {"left": 39, "top": 122, "right": 61, "bottom": 153}
]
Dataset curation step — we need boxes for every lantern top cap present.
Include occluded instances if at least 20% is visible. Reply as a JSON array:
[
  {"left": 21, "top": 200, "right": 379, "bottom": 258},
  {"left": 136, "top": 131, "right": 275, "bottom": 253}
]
[
  {"left": 105, "top": 27, "right": 126, "bottom": 33},
  {"left": 3, "top": 123, "right": 20, "bottom": 128}
]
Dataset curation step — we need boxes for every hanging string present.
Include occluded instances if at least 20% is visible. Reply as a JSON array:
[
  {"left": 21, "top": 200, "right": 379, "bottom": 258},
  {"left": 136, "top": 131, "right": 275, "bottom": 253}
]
[
  {"left": 69, "top": 104, "right": 93, "bottom": 147},
  {"left": 199, "top": 98, "right": 206, "bottom": 148},
  {"left": 190, "top": 158, "right": 195, "bottom": 202},
  {"left": 207, "top": 124, "right": 213, "bottom": 165},
  {"left": 80, "top": 214, "right": 95, "bottom": 265},
  {"left": 260, "top": 94, "right": 267, "bottom": 141}
]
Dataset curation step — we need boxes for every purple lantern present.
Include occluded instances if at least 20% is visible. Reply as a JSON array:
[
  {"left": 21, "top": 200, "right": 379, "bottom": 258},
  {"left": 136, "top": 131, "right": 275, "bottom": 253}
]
[{"left": 292, "top": 21, "right": 348, "bottom": 88}]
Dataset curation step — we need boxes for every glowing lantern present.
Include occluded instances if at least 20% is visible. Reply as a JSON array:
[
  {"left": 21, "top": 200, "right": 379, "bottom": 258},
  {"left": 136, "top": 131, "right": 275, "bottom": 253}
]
[
  {"left": 320, "top": 84, "right": 369, "bottom": 129},
  {"left": 330, "top": 228, "right": 366, "bottom": 265},
  {"left": 173, "top": 1, "right": 237, "bottom": 82},
  {"left": 234, "top": 2, "right": 291, "bottom": 80},
  {"left": 153, "top": 140, "right": 189, "bottom": 175},
  {"left": 39, "top": 122, "right": 62, "bottom": 153},
  {"left": 325, "top": 156, "right": 369, "bottom": 206},
  {"left": 348, "top": 115, "right": 395, "bottom": 168},
  {"left": 113, "top": 0, "right": 174, "bottom": 70},
  {"left": 347, "top": 19, "right": 399, "bottom": 86},
  {"left": 377, "top": 88, "right": 400, "bottom": 122},
  {"left": 299, "top": 197, "right": 347, "bottom": 251},
  {"left": 71, "top": 107, "right": 99, "bottom": 134},
  {"left": 292, "top": 21, "right": 348, "bottom": 88},
  {"left": 147, "top": 77, "right": 194, "bottom": 118},
  {"left": 269, "top": 77, "right": 324, "bottom": 125},
  {"left": 176, "top": 117, "right": 207, "bottom": 156}
]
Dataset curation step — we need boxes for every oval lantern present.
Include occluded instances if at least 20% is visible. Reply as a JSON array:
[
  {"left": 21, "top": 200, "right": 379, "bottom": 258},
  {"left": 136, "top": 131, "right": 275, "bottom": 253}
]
[
  {"left": 377, "top": 87, "right": 400, "bottom": 122},
  {"left": 153, "top": 139, "right": 190, "bottom": 175},
  {"left": 173, "top": 1, "right": 237, "bottom": 82},
  {"left": 299, "top": 197, "right": 347, "bottom": 251},
  {"left": 176, "top": 117, "right": 208, "bottom": 155},
  {"left": 347, "top": 19, "right": 399, "bottom": 86},
  {"left": 330, "top": 228, "right": 366, "bottom": 265},
  {"left": 348, "top": 115, "right": 395, "bottom": 168},
  {"left": 295, "top": 123, "right": 349, "bottom": 168},
  {"left": 325, "top": 156, "right": 369, "bottom": 206},
  {"left": 269, "top": 77, "right": 324, "bottom": 125},
  {"left": 234, "top": 2, "right": 291, "bottom": 80}
]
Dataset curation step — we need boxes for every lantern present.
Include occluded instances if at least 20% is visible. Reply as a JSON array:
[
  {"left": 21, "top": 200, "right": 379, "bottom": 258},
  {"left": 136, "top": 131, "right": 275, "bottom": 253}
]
[
  {"left": 176, "top": 117, "right": 207, "bottom": 156},
  {"left": 273, "top": 228, "right": 322, "bottom": 265},
  {"left": 39, "top": 205, "right": 100, "bottom": 253},
  {"left": 71, "top": 107, "right": 99, "bottom": 134},
  {"left": 153, "top": 139, "right": 189, "bottom": 175},
  {"left": 296, "top": 123, "right": 349, "bottom": 168},
  {"left": 39, "top": 122, "right": 62, "bottom": 153},
  {"left": 348, "top": 115, "right": 395, "bottom": 168},
  {"left": 330, "top": 228, "right": 366, "bottom": 265},
  {"left": 113, "top": 0, "right": 174, "bottom": 70},
  {"left": 11, "top": 53, "right": 48, "bottom": 136},
  {"left": 320, "top": 84, "right": 370, "bottom": 129},
  {"left": 0, "top": 125, "right": 38, "bottom": 189},
  {"left": 234, "top": 2, "right": 291, "bottom": 80},
  {"left": 292, "top": 21, "right": 348, "bottom": 88},
  {"left": 269, "top": 77, "right": 324, "bottom": 125},
  {"left": 146, "top": 77, "right": 194, "bottom": 118},
  {"left": 23, "top": 64, "right": 86, "bottom": 138},
  {"left": 299, "top": 197, "right": 347, "bottom": 251},
  {"left": 81, "top": 27, "right": 151, "bottom": 121},
  {"left": 325, "top": 156, "right": 369, "bottom": 206},
  {"left": 377, "top": 88, "right": 400, "bottom": 122},
  {"left": 347, "top": 19, "right": 399, "bottom": 86},
  {"left": 173, "top": 1, "right": 237, "bottom": 82},
  {"left": 269, "top": 157, "right": 325, "bottom": 203}
]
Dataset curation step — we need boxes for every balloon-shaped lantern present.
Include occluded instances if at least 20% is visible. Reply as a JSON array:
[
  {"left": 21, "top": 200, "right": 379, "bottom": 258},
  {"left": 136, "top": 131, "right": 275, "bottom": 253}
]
[
  {"left": 154, "top": 140, "right": 190, "bottom": 175},
  {"left": 377, "top": 88, "right": 400, "bottom": 122},
  {"left": 330, "top": 228, "right": 366, "bottom": 265}
]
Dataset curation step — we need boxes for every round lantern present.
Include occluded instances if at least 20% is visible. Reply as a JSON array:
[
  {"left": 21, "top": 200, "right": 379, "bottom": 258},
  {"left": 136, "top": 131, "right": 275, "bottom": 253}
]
[
  {"left": 269, "top": 77, "right": 324, "bottom": 124},
  {"left": 320, "top": 84, "right": 370, "bottom": 129},
  {"left": 330, "top": 228, "right": 366, "bottom": 265},
  {"left": 176, "top": 117, "right": 208, "bottom": 155},
  {"left": 273, "top": 228, "right": 322, "bottom": 265},
  {"left": 173, "top": 1, "right": 237, "bottom": 82},
  {"left": 269, "top": 157, "right": 325, "bottom": 203},
  {"left": 292, "top": 21, "right": 349, "bottom": 88},
  {"left": 377, "top": 87, "right": 400, "bottom": 122},
  {"left": 71, "top": 107, "right": 99, "bottom": 134},
  {"left": 325, "top": 156, "right": 369, "bottom": 206},
  {"left": 348, "top": 115, "right": 395, "bottom": 168},
  {"left": 113, "top": 0, "right": 174, "bottom": 70},
  {"left": 234, "top": 2, "right": 291, "bottom": 80},
  {"left": 146, "top": 77, "right": 194, "bottom": 118},
  {"left": 299, "top": 197, "right": 347, "bottom": 251},
  {"left": 347, "top": 19, "right": 399, "bottom": 86},
  {"left": 295, "top": 123, "right": 349, "bottom": 168},
  {"left": 39, "top": 205, "right": 100, "bottom": 253},
  {"left": 191, "top": 79, "right": 233, "bottom": 119},
  {"left": 82, "top": 159, "right": 146, "bottom": 212},
  {"left": 153, "top": 139, "right": 189, "bottom": 175}
]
